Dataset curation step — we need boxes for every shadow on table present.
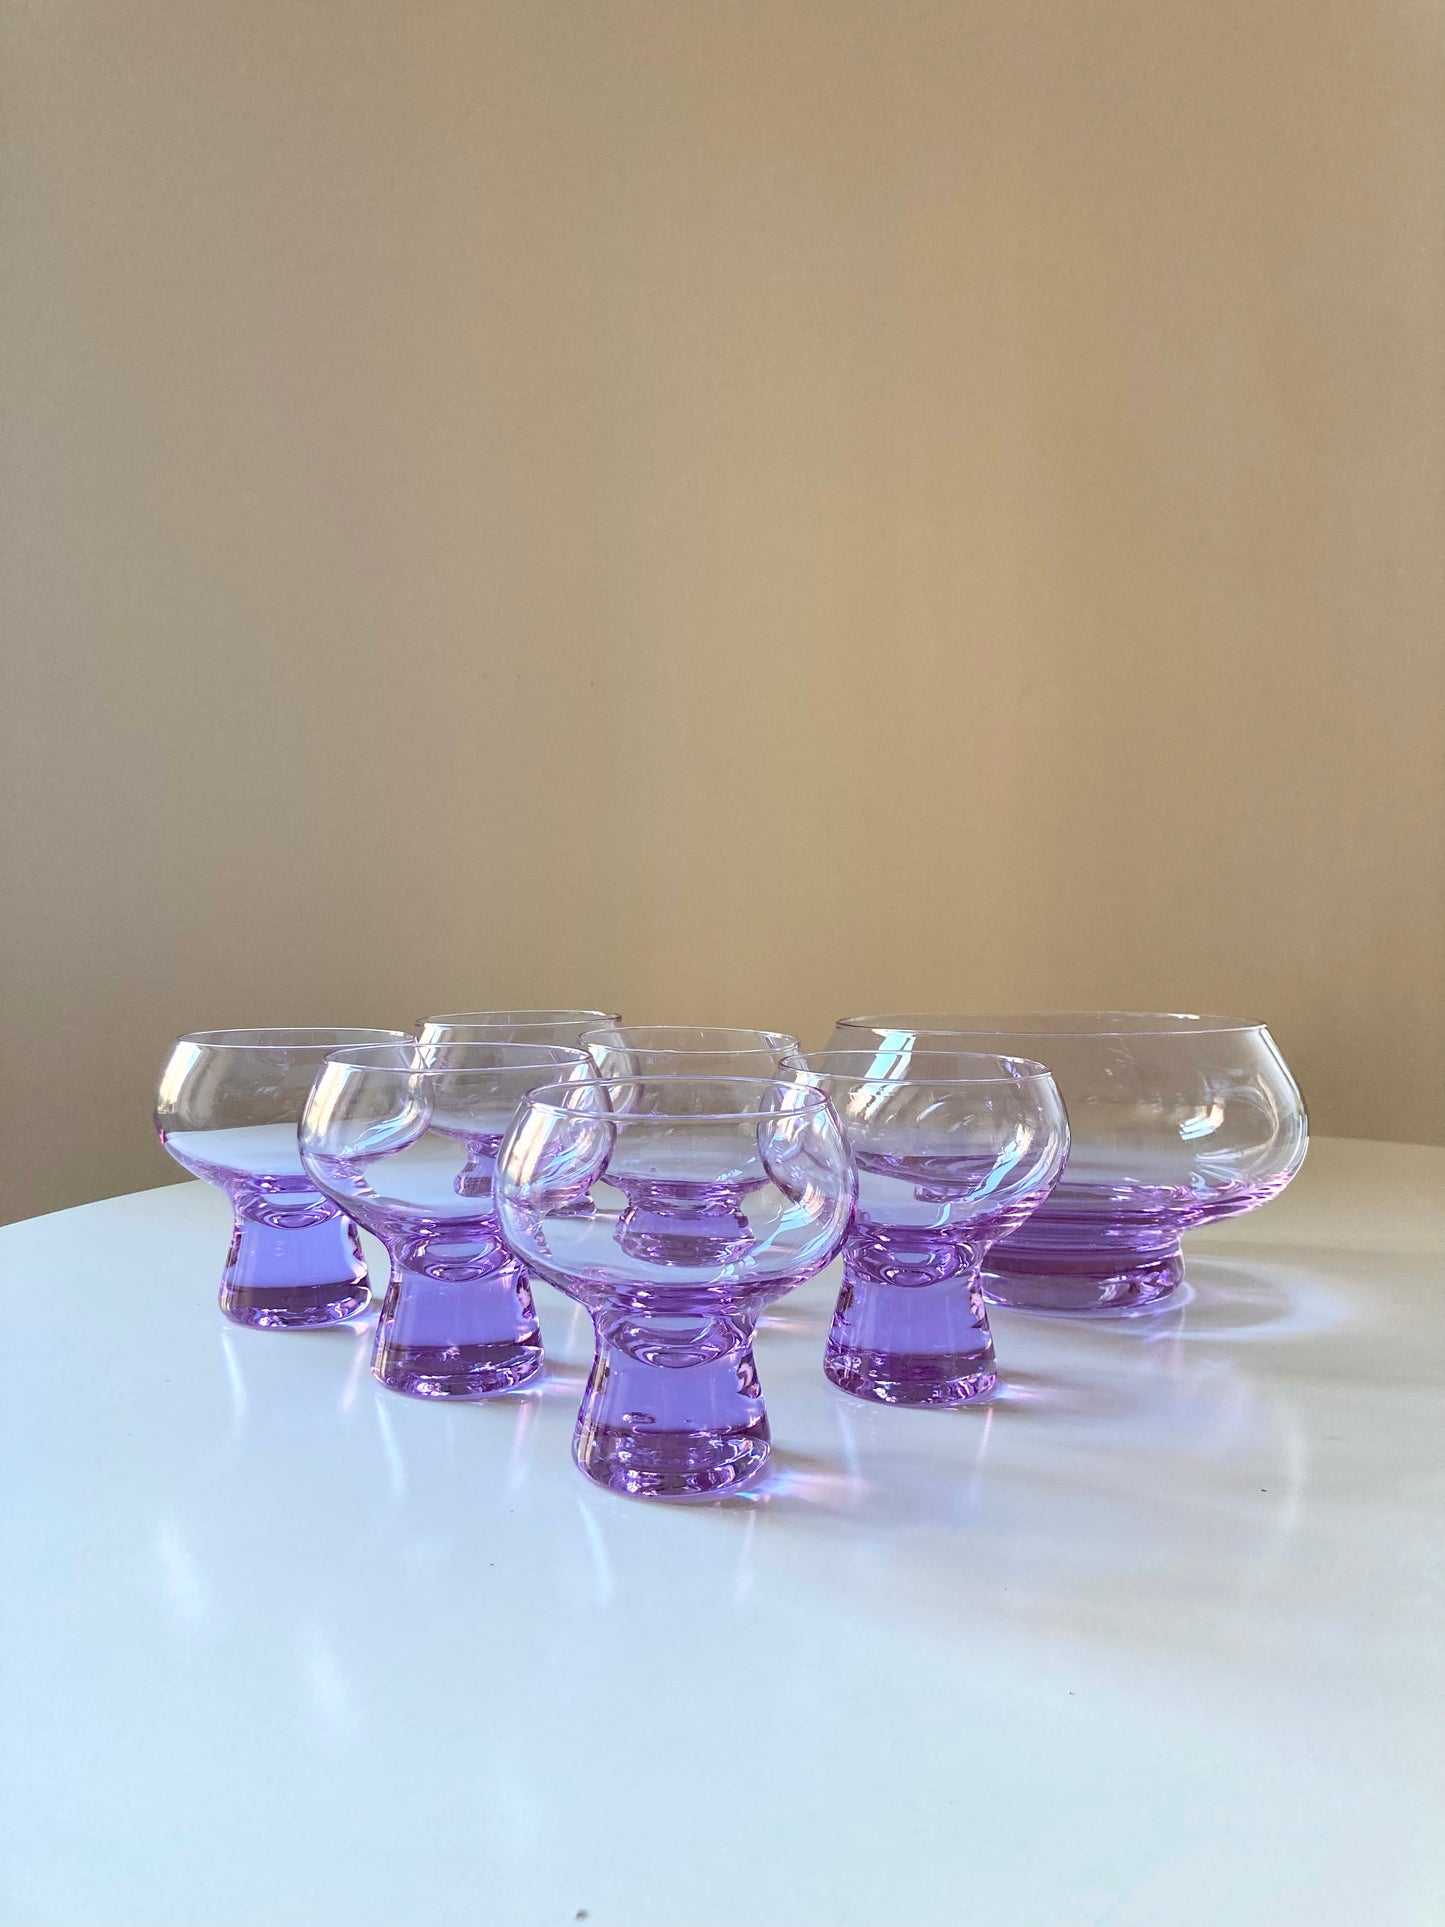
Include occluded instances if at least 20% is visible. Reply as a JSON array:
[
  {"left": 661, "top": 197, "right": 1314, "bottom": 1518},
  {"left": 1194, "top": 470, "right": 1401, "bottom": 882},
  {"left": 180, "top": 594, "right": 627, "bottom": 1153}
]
[
  {"left": 1175, "top": 1255, "right": 1346, "bottom": 1342},
  {"left": 713, "top": 1398, "right": 1008, "bottom": 1528},
  {"left": 985, "top": 1253, "right": 1347, "bottom": 1346},
  {"left": 722, "top": 1268, "right": 1343, "bottom": 1531}
]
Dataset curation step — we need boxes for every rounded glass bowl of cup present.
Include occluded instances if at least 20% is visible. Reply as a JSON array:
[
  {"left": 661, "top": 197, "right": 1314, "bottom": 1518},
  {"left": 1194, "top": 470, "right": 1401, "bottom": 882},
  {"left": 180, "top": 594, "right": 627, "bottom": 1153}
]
[
  {"left": 496, "top": 1075, "right": 856, "bottom": 1499},
  {"left": 829, "top": 1014, "right": 1308, "bottom": 1313},
  {"left": 805, "top": 1048, "right": 1069, "bottom": 1405},
  {"left": 580, "top": 1023, "right": 804, "bottom": 1079},
  {"left": 417, "top": 1009, "right": 621, "bottom": 1048},
  {"left": 299, "top": 1041, "right": 594, "bottom": 1398},
  {"left": 155, "top": 1027, "right": 408, "bottom": 1329}
]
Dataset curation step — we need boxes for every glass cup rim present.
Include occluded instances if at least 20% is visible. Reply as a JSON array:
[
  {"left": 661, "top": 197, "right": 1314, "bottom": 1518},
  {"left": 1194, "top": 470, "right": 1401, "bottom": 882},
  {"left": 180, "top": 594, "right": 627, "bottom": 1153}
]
[
  {"left": 836, "top": 1010, "right": 1270, "bottom": 1039},
  {"left": 805, "top": 1047, "right": 1057, "bottom": 1085},
  {"left": 323, "top": 1041, "right": 591, "bottom": 1073},
  {"left": 580, "top": 1023, "right": 800, "bottom": 1051},
  {"left": 174, "top": 1026, "right": 408, "bottom": 1050},
  {"left": 419, "top": 1008, "right": 620, "bottom": 1028},
  {"left": 520, "top": 1073, "right": 834, "bottom": 1124}
]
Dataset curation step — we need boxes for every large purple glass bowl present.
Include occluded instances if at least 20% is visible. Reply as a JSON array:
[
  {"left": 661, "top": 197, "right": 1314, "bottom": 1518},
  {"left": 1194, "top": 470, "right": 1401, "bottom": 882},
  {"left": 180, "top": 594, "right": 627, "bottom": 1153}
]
[
  {"left": 829, "top": 1014, "right": 1307, "bottom": 1313},
  {"left": 495, "top": 1075, "right": 857, "bottom": 1498}
]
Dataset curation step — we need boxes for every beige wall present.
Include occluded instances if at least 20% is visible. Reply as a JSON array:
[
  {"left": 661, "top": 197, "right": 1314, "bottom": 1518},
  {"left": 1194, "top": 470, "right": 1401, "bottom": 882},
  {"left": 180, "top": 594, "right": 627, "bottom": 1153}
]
[{"left": 3, "top": 0, "right": 1442, "bottom": 1221}]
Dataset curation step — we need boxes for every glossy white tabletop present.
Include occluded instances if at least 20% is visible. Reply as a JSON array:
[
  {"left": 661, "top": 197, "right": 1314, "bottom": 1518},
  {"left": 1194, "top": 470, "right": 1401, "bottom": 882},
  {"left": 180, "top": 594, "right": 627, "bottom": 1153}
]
[{"left": 2, "top": 1137, "right": 1442, "bottom": 1927}]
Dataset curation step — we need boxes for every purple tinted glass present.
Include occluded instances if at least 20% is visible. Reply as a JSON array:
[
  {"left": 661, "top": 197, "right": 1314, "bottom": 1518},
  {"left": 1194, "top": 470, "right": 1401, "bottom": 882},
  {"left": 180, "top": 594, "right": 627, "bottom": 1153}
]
[
  {"left": 155, "top": 1027, "right": 408, "bottom": 1329},
  {"left": 806, "top": 1049, "right": 1069, "bottom": 1403},
  {"left": 300, "top": 1041, "right": 593, "bottom": 1398},
  {"left": 496, "top": 1076, "right": 856, "bottom": 1498}
]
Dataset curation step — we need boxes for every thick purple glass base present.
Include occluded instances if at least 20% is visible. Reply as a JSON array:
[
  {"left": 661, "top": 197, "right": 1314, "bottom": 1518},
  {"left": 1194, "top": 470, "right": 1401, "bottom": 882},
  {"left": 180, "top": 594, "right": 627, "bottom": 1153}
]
[
  {"left": 374, "top": 1337, "right": 543, "bottom": 1398},
  {"left": 977, "top": 1170, "right": 1299, "bottom": 1313},
  {"left": 825, "top": 1344, "right": 998, "bottom": 1405},
  {"left": 825, "top": 1238, "right": 998, "bottom": 1406},
  {"left": 578, "top": 1416, "right": 770, "bottom": 1497},
  {"left": 220, "top": 1210, "right": 371, "bottom": 1330},
  {"left": 981, "top": 1241, "right": 1185, "bottom": 1314},
  {"left": 371, "top": 1262, "right": 543, "bottom": 1399},
  {"left": 575, "top": 1310, "right": 771, "bottom": 1498}
]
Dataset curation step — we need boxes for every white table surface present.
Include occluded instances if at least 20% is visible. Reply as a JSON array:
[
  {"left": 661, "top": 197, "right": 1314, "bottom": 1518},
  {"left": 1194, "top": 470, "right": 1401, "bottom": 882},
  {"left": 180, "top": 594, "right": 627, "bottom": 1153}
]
[{"left": 2, "top": 1136, "right": 1442, "bottom": 1927}]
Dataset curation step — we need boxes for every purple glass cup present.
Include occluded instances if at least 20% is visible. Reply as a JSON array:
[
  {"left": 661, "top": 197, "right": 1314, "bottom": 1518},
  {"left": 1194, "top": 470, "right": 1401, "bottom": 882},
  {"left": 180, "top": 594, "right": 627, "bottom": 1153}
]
[
  {"left": 806, "top": 1048, "right": 1069, "bottom": 1404},
  {"left": 155, "top": 1027, "right": 408, "bottom": 1329},
  {"left": 496, "top": 1075, "right": 857, "bottom": 1498},
  {"left": 300, "top": 1041, "right": 593, "bottom": 1398}
]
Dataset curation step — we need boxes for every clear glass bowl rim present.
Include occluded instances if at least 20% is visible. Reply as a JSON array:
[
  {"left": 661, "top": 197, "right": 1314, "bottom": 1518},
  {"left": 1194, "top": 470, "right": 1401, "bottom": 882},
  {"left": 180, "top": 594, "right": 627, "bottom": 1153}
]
[
  {"left": 805, "top": 1047, "right": 1057, "bottom": 1085},
  {"left": 419, "top": 1008, "right": 620, "bottom": 1027},
  {"left": 835, "top": 1011, "right": 1273, "bottom": 1039},
  {"left": 580, "top": 1024, "right": 800, "bottom": 1051},
  {"left": 175, "top": 1027, "right": 408, "bottom": 1050},
  {"left": 323, "top": 1041, "right": 590, "bottom": 1073},
  {"left": 519, "top": 1074, "right": 836, "bottom": 1124}
]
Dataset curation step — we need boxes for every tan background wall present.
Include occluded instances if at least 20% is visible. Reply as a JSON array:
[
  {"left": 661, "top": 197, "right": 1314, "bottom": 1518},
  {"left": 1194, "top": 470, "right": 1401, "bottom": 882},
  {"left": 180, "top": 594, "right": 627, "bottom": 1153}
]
[{"left": 3, "top": 0, "right": 1442, "bottom": 1221}]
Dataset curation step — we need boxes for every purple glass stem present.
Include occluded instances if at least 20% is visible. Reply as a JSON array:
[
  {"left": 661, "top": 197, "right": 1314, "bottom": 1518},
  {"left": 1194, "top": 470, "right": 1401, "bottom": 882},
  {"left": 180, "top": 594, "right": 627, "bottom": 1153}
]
[
  {"left": 158, "top": 1133, "right": 372, "bottom": 1329},
  {"left": 574, "top": 1306, "right": 770, "bottom": 1498},
  {"left": 219, "top": 1205, "right": 370, "bottom": 1330},
  {"left": 824, "top": 1230, "right": 997, "bottom": 1406},
  {"left": 370, "top": 1246, "right": 543, "bottom": 1401}
]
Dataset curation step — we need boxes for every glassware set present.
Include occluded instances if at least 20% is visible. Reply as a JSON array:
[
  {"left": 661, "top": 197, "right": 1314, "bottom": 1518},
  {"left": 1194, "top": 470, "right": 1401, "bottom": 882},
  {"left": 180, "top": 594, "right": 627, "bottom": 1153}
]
[{"left": 156, "top": 1008, "right": 1307, "bottom": 1495}]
